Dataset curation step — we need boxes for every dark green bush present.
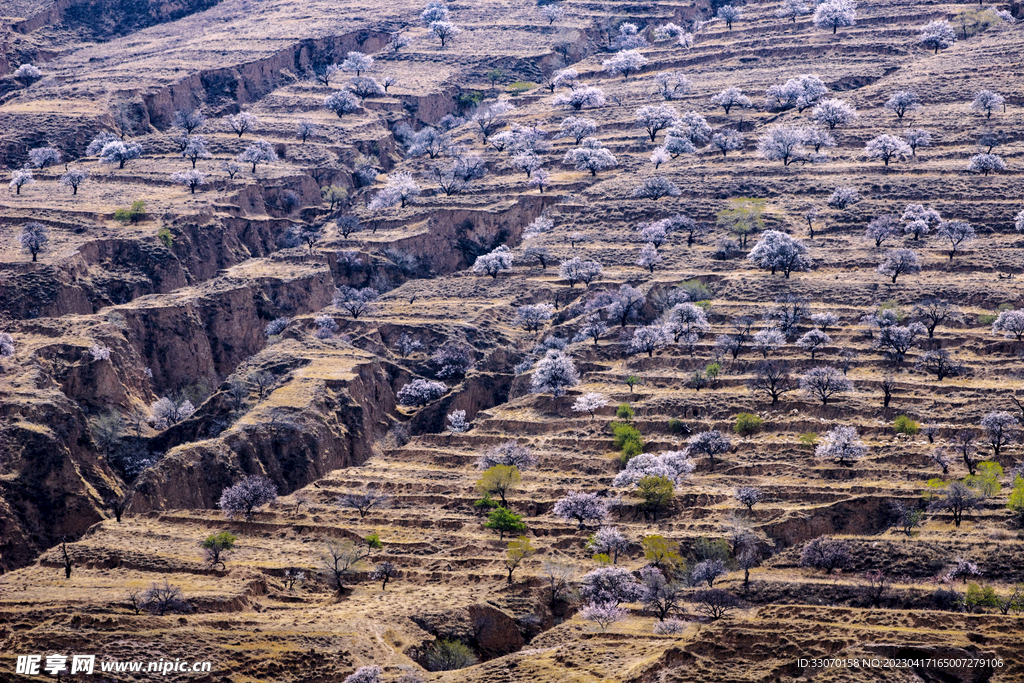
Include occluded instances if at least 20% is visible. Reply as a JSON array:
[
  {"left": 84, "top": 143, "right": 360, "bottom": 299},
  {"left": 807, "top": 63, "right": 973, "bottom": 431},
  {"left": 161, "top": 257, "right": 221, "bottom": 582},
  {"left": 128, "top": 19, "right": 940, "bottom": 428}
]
[
  {"left": 733, "top": 413, "right": 763, "bottom": 436},
  {"left": 893, "top": 415, "right": 920, "bottom": 435}
]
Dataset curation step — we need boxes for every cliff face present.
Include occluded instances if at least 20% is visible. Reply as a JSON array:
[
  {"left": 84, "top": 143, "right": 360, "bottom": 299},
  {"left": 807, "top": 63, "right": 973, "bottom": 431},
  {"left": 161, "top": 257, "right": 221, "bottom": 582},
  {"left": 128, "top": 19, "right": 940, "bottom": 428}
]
[
  {"left": 0, "top": 369, "right": 121, "bottom": 572},
  {"left": 129, "top": 347, "right": 398, "bottom": 512},
  {"left": 12, "top": 0, "right": 224, "bottom": 39}
]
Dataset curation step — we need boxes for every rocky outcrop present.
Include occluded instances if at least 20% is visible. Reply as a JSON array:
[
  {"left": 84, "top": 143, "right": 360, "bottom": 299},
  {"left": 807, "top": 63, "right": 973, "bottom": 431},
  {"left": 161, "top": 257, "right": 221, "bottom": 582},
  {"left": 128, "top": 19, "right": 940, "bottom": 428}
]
[
  {"left": 130, "top": 345, "right": 397, "bottom": 512},
  {"left": 12, "top": 0, "right": 223, "bottom": 38},
  {"left": 411, "top": 602, "right": 526, "bottom": 662},
  {"left": 0, "top": 369, "right": 121, "bottom": 572}
]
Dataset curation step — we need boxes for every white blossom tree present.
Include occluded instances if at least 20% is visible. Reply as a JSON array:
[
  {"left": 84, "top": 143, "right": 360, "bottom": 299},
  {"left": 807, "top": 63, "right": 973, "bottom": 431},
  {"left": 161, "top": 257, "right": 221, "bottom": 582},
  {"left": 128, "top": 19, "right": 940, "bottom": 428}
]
[
  {"left": 865, "top": 134, "right": 911, "bottom": 166},
  {"left": 420, "top": 0, "right": 448, "bottom": 24},
  {"left": 9, "top": 170, "right": 35, "bottom": 195},
  {"left": 430, "top": 20, "right": 462, "bottom": 47},
  {"left": 368, "top": 171, "right": 420, "bottom": 209},
  {"left": 971, "top": 90, "right": 1004, "bottom": 119},
  {"left": 811, "top": 99, "right": 857, "bottom": 129},
  {"left": 397, "top": 379, "right": 447, "bottom": 406},
  {"left": 18, "top": 222, "right": 49, "bottom": 261},
  {"left": 992, "top": 309, "right": 1024, "bottom": 341},
  {"left": 553, "top": 86, "right": 606, "bottom": 110},
  {"left": 472, "top": 101, "right": 515, "bottom": 141},
  {"left": 815, "top": 426, "right": 866, "bottom": 466},
  {"left": 100, "top": 141, "right": 143, "bottom": 168},
  {"left": 324, "top": 90, "right": 360, "bottom": 117},
  {"left": 473, "top": 245, "right": 514, "bottom": 278},
  {"left": 747, "top": 230, "right": 812, "bottom": 278},
  {"left": 218, "top": 475, "right": 278, "bottom": 520},
  {"left": 237, "top": 139, "right": 277, "bottom": 173},
  {"left": 935, "top": 220, "right": 975, "bottom": 260},
  {"left": 865, "top": 214, "right": 902, "bottom": 248},
  {"left": 553, "top": 491, "right": 609, "bottom": 529},
  {"left": 685, "top": 431, "right": 731, "bottom": 462},
  {"left": 559, "top": 257, "right": 603, "bottom": 288},
  {"left": 765, "top": 75, "right": 828, "bottom": 112},
  {"left": 635, "top": 105, "right": 679, "bottom": 142},
  {"left": 341, "top": 51, "right": 373, "bottom": 76},
  {"left": 813, "top": 0, "right": 856, "bottom": 34},
  {"left": 556, "top": 116, "right": 598, "bottom": 145},
  {"left": 717, "top": 5, "right": 742, "bottom": 29},
  {"left": 905, "top": 129, "right": 931, "bottom": 156},
  {"left": 876, "top": 248, "right": 921, "bottom": 283},
  {"left": 149, "top": 396, "right": 196, "bottom": 429},
  {"left": 28, "top": 147, "right": 61, "bottom": 168},
  {"left": 587, "top": 526, "right": 629, "bottom": 563},
  {"left": 227, "top": 112, "right": 258, "bottom": 138},
  {"left": 776, "top": 0, "right": 810, "bottom": 23},
  {"left": 884, "top": 90, "right": 921, "bottom": 120},
  {"left": 968, "top": 153, "right": 1005, "bottom": 176},
  {"left": 828, "top": 186, "right": 859, "bottom": 210},
  {"left": 514, "top": 303, "right": 555, "bottom": 332},
  {"left": 14, "top": 63, "right": 43, "bottom": 87},
  {"left": 800, "top": 366, "right": 852, "bottom": 404},
  {"left": 59, "top": 169, "right": 88, "bottom": 195},
  {"left": 710, "top": 86, "right": 751, "bottom": 115},
  {"left": 531, "top": 349, "right": 580, "bottom": 396},
  {"left": 919, "top": 20, "right": 956, "bottom": 53},
  {"left": 447, "top": 410, "right": 470, "bottom": 434},
  {"left": 630, "top": 324, "right": 670, "bottom": 356},
  {"left": 563, "top": 138, "right": 617, "bottom": 176},
  {"left": 796, "top": 329, "right": 830, "bottom": 360},
  {"left": 182, "top": 136, "right": 211, "bottom": 168},
  {"left": 710, "top": 130, "right": 744, "bottom": 157},
  {"left": 171, "top": 169, "right": 207, "bottom": 194},
  {"left": 654, "top": 72, "right": 692, "bottom": 101},
  {"left": 602, "top": 50, "right": 649, "bottom": 79},
  {"left": 756, "top": 126, "right": 807, "bottom": 166},
  {"left": 572, "top": 393, "right": 609, "bottom": 419}
]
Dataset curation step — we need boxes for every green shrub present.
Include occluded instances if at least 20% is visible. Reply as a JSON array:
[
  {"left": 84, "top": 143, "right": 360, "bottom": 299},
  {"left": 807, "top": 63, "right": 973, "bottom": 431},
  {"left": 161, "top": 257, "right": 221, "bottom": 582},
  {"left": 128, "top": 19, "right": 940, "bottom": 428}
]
[
  {"left": 620, "top": 438, "right": 643, "bottom": 463},
  {"left": 456, "top": 91, "right": 485, "bottom": 109},
  {"left": 592, "top": 553, "right": 612, "bottom": 565},
  {"left": 733, "top": 413, "right": 763, "bottom": 436},
  {"left": 1008, "top": 475, "right": 1024, "bottom": 518},
  {"left": 964, "top": 583, "right": 998, "bottom": 612},
  {"left": 474, "top": 493, "right": 500, "bottom": 512},
  {"left": 624, "top": 374, "right": 642, "bottom": 393},
  {"left": 201, "top": 531, "right": 236, "bottom": 568},
  {"left": 893, "top": 415, "right": 920, "bottom": 435},
  {"left": 687, "top": 369, "right": 708, "bottom": 391},
  {"left": 979, "top": 303, "right": 1014, "bottom": 325},
  {"left": 156, "top": 227, "right": 173, "bottom": 249},
  {"left": 952, "top": 9, "right": 1004, "bottom": 39},
  {"left": 425, "top": 639, "right": 478, "bottom": 671},
  {"left": 798, "top": 432, "right": 818, "bottom": 448},
  {"left": 692, "top": 536, "right": 731, "bottom": 563},
  {"left": 679, "top": 279, "right": 712, "bottom": 303},
  {"left": 365, "top": 531, "right": 383, "bottom": 549},
  {"left": 612, "top": 422, "right": 644, "bottom": 462},
  {"left": 965, "top": 461, "right": 1004, "bottom": 498},
  {"left": 668, "top": 419, "right": 686, "bottom": 434},
  {"left": 484, "top": 507, "right": 525, "bottom": 539},
  {"left": 114, "top": 200, "right": 147, "bottom": 224},
  {"left": 705, "top": 362, "right": 721, "bottom": 380},
  {"left": 635, "top": 475, "right": 674, "bottom": 519},
  {"left": 612, "top": 422, "right": 642, "bottom": 449},
  {"left": 507, "top": 81, "right": 535, "bottom": 95},
  {"left": 878, "top": 298, "right": 906, "bottom": 323},
  {"left": 616, "top": 403, "right": 634, "bottom": 421}
]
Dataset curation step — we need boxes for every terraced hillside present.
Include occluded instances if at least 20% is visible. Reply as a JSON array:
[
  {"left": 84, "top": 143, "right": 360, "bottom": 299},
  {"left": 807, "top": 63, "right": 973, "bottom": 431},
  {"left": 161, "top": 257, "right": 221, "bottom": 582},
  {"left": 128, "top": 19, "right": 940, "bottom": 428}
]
[{"left": 2, "top": 0, "right": 1024, "bottom": 680}]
